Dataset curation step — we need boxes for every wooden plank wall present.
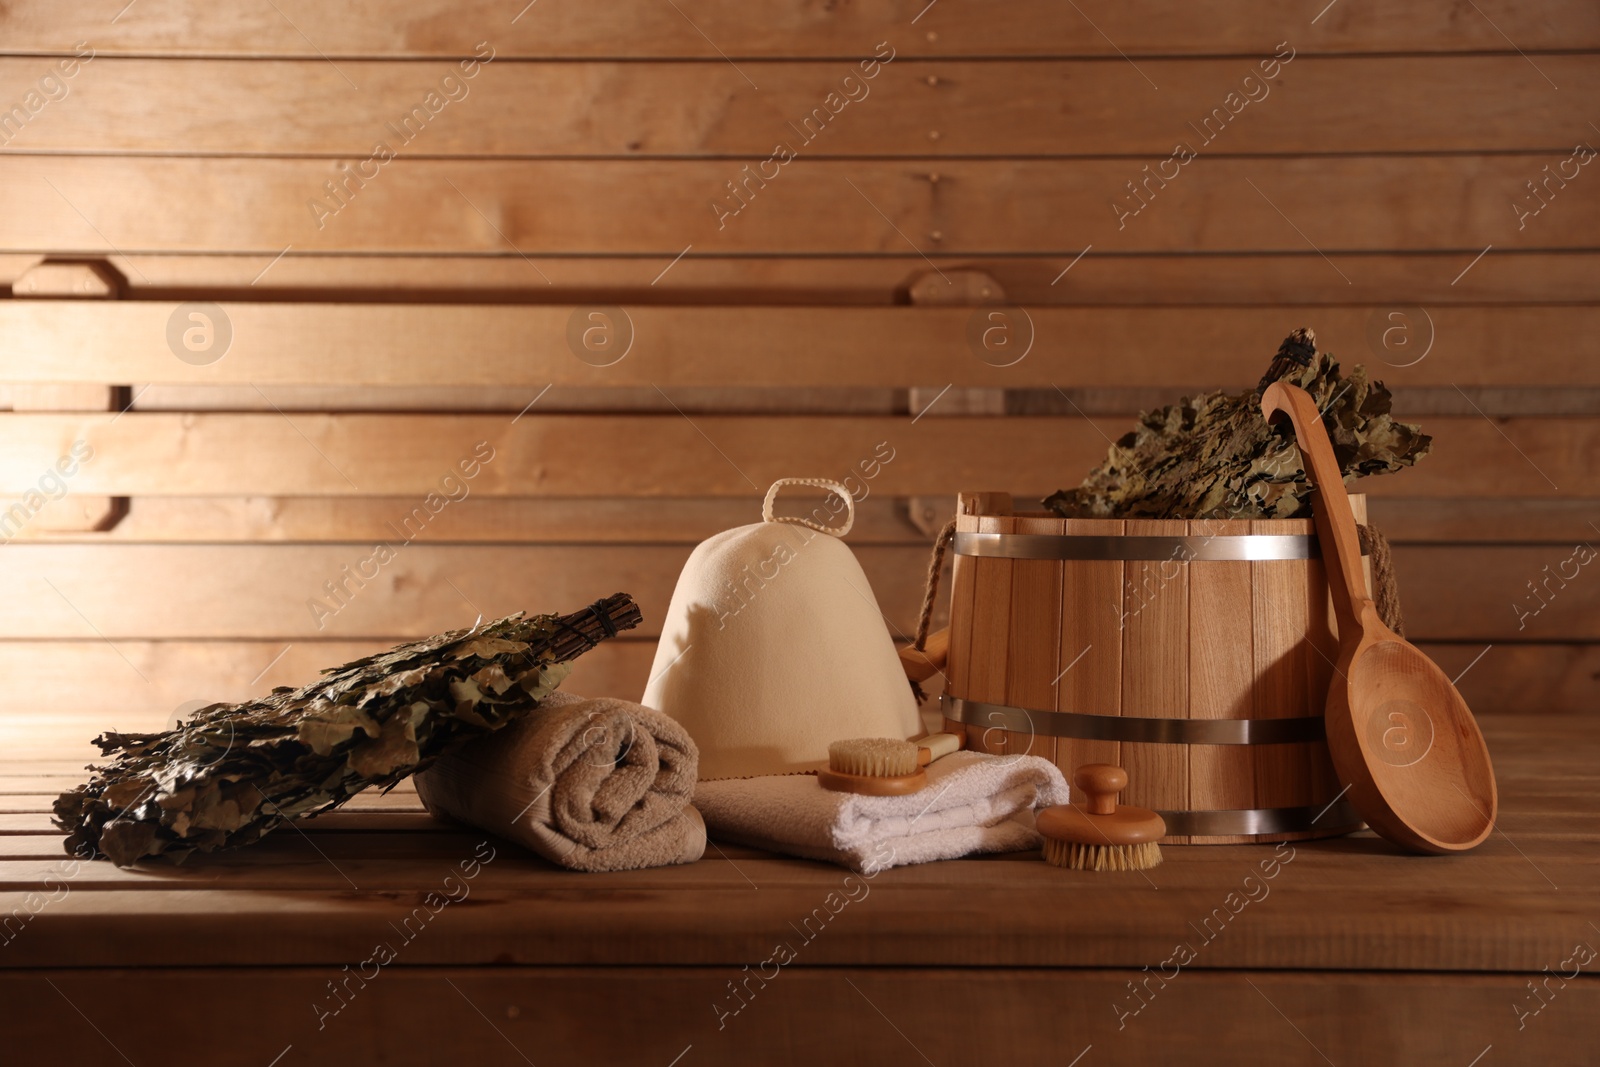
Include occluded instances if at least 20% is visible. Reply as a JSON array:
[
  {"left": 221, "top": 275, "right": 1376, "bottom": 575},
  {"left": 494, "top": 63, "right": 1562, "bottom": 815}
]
[{"left": 0, "top": 1, "right": 1596, "bottom": 758}]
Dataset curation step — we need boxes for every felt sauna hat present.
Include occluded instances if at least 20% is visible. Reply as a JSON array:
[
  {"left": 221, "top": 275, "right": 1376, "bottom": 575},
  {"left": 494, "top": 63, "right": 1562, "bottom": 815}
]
[{"left": 642, "top": 478, "right": 922, "bottom": 780}]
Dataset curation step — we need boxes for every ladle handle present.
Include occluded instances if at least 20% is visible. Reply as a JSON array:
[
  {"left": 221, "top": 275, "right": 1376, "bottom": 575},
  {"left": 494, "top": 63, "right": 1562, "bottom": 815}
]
[{"left": 1260, "top": 382, "right": 1374, "bottom": 638}]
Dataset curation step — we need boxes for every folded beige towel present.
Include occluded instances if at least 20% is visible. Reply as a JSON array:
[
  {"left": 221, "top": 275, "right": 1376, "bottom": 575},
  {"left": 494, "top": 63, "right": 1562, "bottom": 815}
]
[
  {"left": 414, "top": 690, "right": 706, "bottom": 872},
  {"left": 694, "top": 750, "right": 1070, "bottom": 874}
]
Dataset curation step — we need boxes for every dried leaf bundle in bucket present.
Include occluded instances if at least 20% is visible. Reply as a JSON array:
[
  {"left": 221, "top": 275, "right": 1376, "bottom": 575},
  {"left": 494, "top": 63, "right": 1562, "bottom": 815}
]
[
  {"left": 1043, "top": 329, "right": 1431, "bottom": 520},
  {"left": 54, "top": 594, "right": 642, "bottom": 866}
]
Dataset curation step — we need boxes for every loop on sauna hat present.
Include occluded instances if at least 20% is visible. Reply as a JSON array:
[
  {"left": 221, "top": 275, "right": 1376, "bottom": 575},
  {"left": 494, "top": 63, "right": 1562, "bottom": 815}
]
[{"left": 642, "top": 479, "right": 921, "bottom": 780}]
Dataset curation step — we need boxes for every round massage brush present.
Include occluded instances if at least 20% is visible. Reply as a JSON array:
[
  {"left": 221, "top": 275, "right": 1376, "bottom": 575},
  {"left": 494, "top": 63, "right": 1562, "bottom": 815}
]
[
  {"left": 1038, "top": 765, "right": 1166, "bottom": 872},
  {"left": 816, "top": 733, "right": 963, "bottom": 796}
]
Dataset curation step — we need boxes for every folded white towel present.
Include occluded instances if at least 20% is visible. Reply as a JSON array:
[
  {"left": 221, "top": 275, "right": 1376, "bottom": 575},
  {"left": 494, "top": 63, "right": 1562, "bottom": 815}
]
[{"left": 693, "top": 750, "right": 1071, "bottom": 874}]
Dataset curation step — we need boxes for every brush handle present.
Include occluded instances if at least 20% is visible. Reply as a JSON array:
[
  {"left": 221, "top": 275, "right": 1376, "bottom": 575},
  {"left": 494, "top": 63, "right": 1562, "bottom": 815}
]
[
  {"left": 1040, "top": 763, "right": 1166, "bottom": 847},
  {"left": 1074, "top": 764, "right": 1126, "bottom": 816},
  {"left": 1259, "top": 382, "right": 1374, "bottom": 640},
  {"left": 915, "top": 732, "right": 962, "bottom": 766}
]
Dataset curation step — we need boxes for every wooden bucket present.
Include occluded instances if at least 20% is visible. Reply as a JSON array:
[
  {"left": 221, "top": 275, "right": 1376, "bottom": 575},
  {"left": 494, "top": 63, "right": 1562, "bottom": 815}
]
[{"left": 942, "top": 492, "right": 1370, "bottom": 844}]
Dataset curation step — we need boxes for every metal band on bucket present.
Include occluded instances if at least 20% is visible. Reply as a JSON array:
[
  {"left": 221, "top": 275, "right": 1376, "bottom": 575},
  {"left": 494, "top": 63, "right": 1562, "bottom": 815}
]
[
  {"left": 943, "top": 696, "right": 1325, "bottom": 746},
  {"left": 1154, "top": 801, "right": 1362, "bottom": 837},
  {"left": 954, "top": 531, "right": 1340, "bottom": 562}
]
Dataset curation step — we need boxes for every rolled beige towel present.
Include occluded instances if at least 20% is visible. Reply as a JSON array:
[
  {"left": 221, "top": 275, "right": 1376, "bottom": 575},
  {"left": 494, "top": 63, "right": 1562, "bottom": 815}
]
[{"left": 414, "top": 690, "right": 705, "bottom": 872}]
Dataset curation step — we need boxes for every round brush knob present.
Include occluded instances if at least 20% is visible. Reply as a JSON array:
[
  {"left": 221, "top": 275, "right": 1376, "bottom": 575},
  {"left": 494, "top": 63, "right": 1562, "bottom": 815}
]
[
  {"left": 1038, "top": 764, "right": 1166, "bottom": 847},
  {"left": 1074, "top": 763, "right": 1126, "bottom": 816}
]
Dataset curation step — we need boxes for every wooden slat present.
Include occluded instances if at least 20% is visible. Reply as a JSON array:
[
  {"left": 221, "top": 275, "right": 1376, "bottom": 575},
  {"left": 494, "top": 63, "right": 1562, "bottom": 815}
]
[
  {"left": 40, "top": 796, "right": 1551, "bottom": 895},
  {"left": 0, "top": 790, "right": 426, "bottom": 815},
  {"left": 1054, "top": 519, "right": 1123, "bottom": 780},
  {"left": 8, "top": 303, "right": 1599, "bottom": 387},
  {"left": 129, "top": 380, "right": 1594, "bottom": 421},
  {"left": 8, "top": 251, "right": 1598, "bottom": 305},
  {"left": 1426, "top": 643, "right": 1600, "bottom": 716},
  {"left": 23, "top": 800, "right": 1600, "bottom": 839},
  {"left": 1251, "top": 523, "right": 1314, "bottom": 815},
  {"left": 1, "top": 414, "right": 1594, "bottom": 498},
  {"left": 0, "top": 494, "right": 929, "bottom": 544},
  {"left": 1002, "top": 515, "right": 1060, "bottom": 763},
  {"left": 4, "top": 800, "right": 1600, "bottom": 878},
  {"left": 0, "top": 0, "right": 1590, "bottom": 57},
  {"left": 0, "top": 809, "right": 445, "bottom": 833},
  {"left": 1303, "top": 536, "right": 1343, "bottom": 832},
  {"left": 183, "top": 382, "right": 1571, "bottom": 421},
  {"left": 1366, "top": 498, "right": 1600, "bottom": 544},
  {"left": 0, "top": 762, "right": 113, "bottom": 776},
  {"left": 0, "top": 776, "right": 426, "bottom": 796},
  {"left": 963, "top": 514, "right": 1014, "bottom": 755},
  {"left": 0, "top": 544, "right": 930, "bottom": 640},
  {"left": 1017, "top": 385, "right": 1600, "bottom": 420},
  {"left": 940, "top": 523, "right": 976, "bottom": 748},
  {"left": 1398, "top": 544, "right": 1600, "bottom": 641},
  {"left": 6, "top": 56, "right": 1595, "bottom": 156},
  {"left": 3, "top": 156, "right": 1597, "bottom": 255},
  {"left": 0, "top": 639, "right": 659, "bottom": 729},
  {"left": 0, "top": 778, "right": 83, "bottom": 795},
  {"left": 1, "top": 830, "right": 1595, "bottom": 890},
  {"left": 6, "top": 493, "right": 1592, "bottom": 547},
  {"left": 124, "top": 384, "right": 902, "bottom": 415},
  {"left": 34, "top": 972, "right": 1600, "bottom": 1067},
  {"left": 1120, "top": 520, "right": 1189, "bottom": 814},
  {"left": 3, "top": 968, "right": 1597, "bottom": 1067},
  {"left": 0, "top": 858, "right": 1593, "bottom": 970},
  {"left": 1187, "top": 520, "right": 1256, "bottom": 841}
]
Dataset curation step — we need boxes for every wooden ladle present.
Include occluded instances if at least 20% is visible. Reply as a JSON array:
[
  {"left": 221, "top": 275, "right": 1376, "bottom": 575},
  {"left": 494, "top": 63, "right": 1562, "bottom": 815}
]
[{"left": 1261, "top": 382, "right": 1497, "bottom": 853}]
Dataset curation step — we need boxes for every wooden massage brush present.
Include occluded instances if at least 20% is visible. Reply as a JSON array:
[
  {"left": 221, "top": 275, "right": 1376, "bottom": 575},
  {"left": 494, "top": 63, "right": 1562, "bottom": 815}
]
[
  {"left": 817, "top": 733, "right": 963, "bottom": 796},
  {"left": 1038, "top": 764, "right": 1166, "bottom": 871}
]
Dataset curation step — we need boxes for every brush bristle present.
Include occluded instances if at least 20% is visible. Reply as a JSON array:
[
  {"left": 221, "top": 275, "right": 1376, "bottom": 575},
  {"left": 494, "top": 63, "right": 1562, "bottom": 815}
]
[
  {"left": 828, "top": 738, "right": 919, "bottom": 778},
  {"left": 1042, "top": 837, "right": 1163, "bottom": 872}
]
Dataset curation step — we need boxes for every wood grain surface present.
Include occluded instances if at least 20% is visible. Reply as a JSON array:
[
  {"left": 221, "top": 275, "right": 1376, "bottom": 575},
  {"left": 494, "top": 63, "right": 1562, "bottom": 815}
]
[
  {"left": 1, "top": 0, "right": 1590, "bottom": 57},
  {"left": 0, "top": 0, "right": 1595, "bottom": 1058},
  {"left": 1, "top": 966, "right": 1593, "bottom": 1067},
  {"left": 3, "top": 56, "right": 1594, "bottom": 156},
  {"left": 1187, "top": 519, "right": 1258, "bottom": 841},
  {"left": 0, "top": 414, "right": 1594, "bottom": 497},
  {"left": 0, "top": 716, "right": 1591, "bottom": 984},
  {"left": 5, "top": 251, "right": 1597, "bottom": 304},
  {"left": 3, "top": 156, "right": 1597, "bottom": 255},
  {"left": 5, "top": 304, "right": 1600, "bottom": 387},
  {"left": 1119, "top": 519, "right": 1191, "bottom": 815}
]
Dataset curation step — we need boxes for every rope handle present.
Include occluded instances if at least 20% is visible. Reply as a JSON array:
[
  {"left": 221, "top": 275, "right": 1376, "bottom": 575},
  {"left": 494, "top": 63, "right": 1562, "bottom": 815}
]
[
  {"left": 906, "top": 517, "right": 958, "bottom": 704},
  {"left": 762, "top": 478, "right": 855, "bottom": 537},
  {"left": 1357, "top": 522, "right": 1405, "bottom": 637},
  {"left": 913, "top": 518, "right": 957, "bottom": 653}
]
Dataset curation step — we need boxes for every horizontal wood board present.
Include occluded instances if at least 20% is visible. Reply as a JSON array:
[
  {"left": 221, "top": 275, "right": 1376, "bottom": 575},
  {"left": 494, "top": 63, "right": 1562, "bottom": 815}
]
[
  {"left": 0, "top": 715, "right": 1591, "bottom": 978},
  {"left": 1, "top": 1, "right": 1593, "bottom": 58}
]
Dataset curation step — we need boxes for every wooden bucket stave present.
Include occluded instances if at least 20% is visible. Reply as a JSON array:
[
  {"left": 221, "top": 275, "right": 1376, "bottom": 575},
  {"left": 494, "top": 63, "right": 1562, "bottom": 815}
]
[{"left": 942, "top": 492, "right": 1368, "bottom": 845}]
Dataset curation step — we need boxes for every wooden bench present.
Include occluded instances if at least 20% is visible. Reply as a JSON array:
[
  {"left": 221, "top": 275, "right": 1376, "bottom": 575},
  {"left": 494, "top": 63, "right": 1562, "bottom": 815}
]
[{"left": 3, "top": 714, "right": 1596, "bottom": 1063}]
